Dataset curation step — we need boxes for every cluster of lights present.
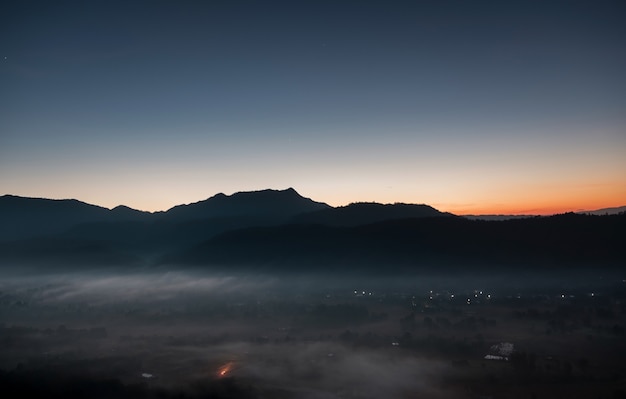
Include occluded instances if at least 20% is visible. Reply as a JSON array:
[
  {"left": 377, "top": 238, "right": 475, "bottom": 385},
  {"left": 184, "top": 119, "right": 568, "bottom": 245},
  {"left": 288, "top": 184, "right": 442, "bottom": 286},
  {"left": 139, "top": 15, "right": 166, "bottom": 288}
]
[{"left": 439, "top": 290, "right": 492, "bottom": 304}]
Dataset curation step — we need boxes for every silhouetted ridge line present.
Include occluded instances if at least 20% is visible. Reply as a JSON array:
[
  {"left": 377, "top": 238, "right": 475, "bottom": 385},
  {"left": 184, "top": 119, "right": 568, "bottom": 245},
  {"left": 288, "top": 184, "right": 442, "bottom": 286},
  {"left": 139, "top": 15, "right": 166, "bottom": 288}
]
[
  {"left": 0, "top": 189, "right": 330, "bottom": 243},
  {"left": 0, "top": 195, "right": 116, "bottom": 240},
  {"left": 1, "top": 191, "right": 624, "bottom": 271},
  {"left": 292, "top": 202, "right": 453, "bottom": 226},
  {"left": 160, "top": 188, "right": 330, "bottom": 222},
  {"left": 576, "top": 205, "right": 626, "bottom": 215}
]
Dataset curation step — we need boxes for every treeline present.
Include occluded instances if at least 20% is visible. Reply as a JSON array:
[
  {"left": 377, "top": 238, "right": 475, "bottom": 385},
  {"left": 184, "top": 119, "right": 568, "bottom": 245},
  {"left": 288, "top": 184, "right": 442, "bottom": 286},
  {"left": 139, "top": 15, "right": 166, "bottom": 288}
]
[{"left": 176, "top": 213, "right": 625, "bottom": 272}]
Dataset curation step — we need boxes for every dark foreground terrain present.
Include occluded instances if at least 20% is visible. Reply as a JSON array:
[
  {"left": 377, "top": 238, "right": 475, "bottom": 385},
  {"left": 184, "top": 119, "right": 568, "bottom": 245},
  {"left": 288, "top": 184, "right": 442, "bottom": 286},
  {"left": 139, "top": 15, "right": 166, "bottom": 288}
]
[{"left": 1, "top": 268, "right": 625, "bottom": 399}]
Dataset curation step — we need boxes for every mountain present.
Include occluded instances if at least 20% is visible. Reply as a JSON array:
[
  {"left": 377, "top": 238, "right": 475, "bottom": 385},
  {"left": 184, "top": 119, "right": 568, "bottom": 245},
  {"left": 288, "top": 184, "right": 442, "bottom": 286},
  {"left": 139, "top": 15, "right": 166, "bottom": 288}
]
[
  {"left": 110, "top": 205, "right": 153, "bottom": 220},
  {"left": 68, "top": 188, "right": 331, "bottom": 252},
  {"left": 0, "top": 189, "right": 329, "bottom": 242},
  {"left": 0, "top": 195, "right": 149, "bottom": 241},
  {"left": 0, "top": 189, "right": 332, "bottom": 264},
  {"left": 292, "top": 202, "right": 452, "bottom": 226},
  {"left": 160, "top": 188, "right": 330, "bottom": 222},
  {"left": 2, "top": 191, "right": 624, "bottom": 272}
]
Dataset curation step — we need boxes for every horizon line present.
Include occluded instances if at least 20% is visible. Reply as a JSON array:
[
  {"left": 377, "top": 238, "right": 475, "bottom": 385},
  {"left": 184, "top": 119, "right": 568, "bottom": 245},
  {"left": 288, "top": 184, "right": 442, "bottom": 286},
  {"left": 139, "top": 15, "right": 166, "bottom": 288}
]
[{"left": 2, "top": 190, "right": 624, "bottom": 217}]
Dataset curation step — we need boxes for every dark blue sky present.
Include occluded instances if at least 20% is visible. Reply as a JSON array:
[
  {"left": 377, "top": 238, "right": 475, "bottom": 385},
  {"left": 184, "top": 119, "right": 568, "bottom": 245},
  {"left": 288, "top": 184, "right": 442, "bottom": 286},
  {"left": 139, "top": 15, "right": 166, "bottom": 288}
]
[{"left": 1, "top": 1, "right": 625, "bottom": 213}]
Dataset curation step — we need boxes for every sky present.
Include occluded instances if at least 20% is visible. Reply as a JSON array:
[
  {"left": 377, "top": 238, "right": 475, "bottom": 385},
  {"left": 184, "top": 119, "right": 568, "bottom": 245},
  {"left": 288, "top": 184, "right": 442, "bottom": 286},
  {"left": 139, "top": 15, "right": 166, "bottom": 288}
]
[{"left": 1, "top": 0, "right": 625, "bottom": 215}]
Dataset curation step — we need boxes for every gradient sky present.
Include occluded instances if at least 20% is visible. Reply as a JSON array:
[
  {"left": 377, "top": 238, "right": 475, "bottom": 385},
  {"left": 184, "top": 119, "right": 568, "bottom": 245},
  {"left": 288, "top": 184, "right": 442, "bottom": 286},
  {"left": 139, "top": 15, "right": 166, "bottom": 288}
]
[{"left": 1, "top": 0, "right": 625, "bottom": 214}]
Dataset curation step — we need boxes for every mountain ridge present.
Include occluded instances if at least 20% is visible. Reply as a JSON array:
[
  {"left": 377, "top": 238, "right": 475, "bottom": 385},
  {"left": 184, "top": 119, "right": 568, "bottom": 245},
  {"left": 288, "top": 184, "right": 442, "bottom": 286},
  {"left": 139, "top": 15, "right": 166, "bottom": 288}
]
[
  {"left": 159, "top": 188, "right": 330, "bottom": 222},
  {"left": 0, "top": 188, "right": 330, "bottom": 242},
  {"left": 1, "top": 191, "right": 624, "bottom": 271},
  {"left": 292, "top": 202, "right": 453, "bottom": 226},
  {"left": 3, "top": 192, "right": 622, "bottom": 218}
]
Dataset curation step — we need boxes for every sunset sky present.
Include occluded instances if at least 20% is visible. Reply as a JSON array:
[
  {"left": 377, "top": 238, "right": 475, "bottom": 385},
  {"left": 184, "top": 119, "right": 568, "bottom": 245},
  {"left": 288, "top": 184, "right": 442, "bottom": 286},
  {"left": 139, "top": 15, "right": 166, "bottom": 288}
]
[{"left": 1, "top": 0, "right": 625, "bottom": 215}]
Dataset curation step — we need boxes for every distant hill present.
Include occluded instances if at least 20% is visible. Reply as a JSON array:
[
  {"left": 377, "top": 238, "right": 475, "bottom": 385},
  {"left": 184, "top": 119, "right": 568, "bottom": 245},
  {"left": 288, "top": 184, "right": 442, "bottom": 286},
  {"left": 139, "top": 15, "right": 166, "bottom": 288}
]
[
  {"left": 464, "top": 205, "right": 626, "bottom": 220},
  {"left": 0, "top": 195, "right": 150, "bottom": 240},
  {"left": 577, "top": 205, "right": 626, "bottom": 215},
  {"left": 292, "top": 202, "right": 453, "bottom": 226},
  {"left": 462, "top": 214, "right": 539, "bottom": 221},
  {"left": 171, "top": 213, "right": 625, "bottom": 272}
]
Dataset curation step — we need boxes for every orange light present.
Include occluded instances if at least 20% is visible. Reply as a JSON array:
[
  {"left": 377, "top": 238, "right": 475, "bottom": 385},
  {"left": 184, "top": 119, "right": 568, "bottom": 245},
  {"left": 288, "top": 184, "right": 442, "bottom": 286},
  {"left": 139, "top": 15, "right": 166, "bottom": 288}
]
[{"left": 217, "top": 362, "right": 234, "bottom": 378}]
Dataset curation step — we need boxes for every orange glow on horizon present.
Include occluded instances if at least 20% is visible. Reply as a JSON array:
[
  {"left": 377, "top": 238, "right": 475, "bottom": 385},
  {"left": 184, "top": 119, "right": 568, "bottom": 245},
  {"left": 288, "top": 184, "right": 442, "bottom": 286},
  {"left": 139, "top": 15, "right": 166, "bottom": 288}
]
[
  {"left": 4, "top": 180, "right": 624, "bottom": 216},
  {"left": 65, "top": 191, "right": 626, "bottom": 216},
  {"left": 439, "top": 196, "right": 626, "bottom": 216},
  {"left": 440, "top": 187, "right": 626, "bottom": 216},
  {"left": 451, "top": 203, "right": 622, "bottom": 216},
  {"left": 325, "top": 192, "right": 626, "bottom": 216},
  {"left": 318, "top": 177, "right": 626, "bottom": 216}
]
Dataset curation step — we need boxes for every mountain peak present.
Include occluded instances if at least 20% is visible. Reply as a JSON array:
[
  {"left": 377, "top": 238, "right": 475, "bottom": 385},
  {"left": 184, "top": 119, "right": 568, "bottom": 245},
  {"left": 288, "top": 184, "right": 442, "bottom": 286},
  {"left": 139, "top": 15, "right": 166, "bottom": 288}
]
[
  {"left": 231, "top": 187, "right": 299, "bottom": 196},
  {"left": 111, "top": 205, "right": 133, "bottom": 211},
  {"left": 205, "top": 188, "right": 299, "bottom": 201},
  {"left": 110, "top": 205, "right": 151, "bottom": 218},
  {"left": 161, "top": 188, "right": 330, "bottom": 221}
]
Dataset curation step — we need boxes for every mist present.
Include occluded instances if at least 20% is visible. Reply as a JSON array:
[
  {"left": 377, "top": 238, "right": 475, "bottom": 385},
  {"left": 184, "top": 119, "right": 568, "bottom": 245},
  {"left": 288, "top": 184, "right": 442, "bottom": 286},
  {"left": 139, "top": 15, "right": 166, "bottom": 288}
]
[{"left": 1, "top": 266, "right": 625, "bottom": 398}]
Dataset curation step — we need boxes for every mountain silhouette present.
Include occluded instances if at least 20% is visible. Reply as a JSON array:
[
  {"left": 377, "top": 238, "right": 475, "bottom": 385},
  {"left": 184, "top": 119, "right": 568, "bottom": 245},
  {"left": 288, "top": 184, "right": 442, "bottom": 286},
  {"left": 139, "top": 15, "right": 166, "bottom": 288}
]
[
  {"left": 0, "top": 189, "right": 328, "bottom": 242},
  {"left": 0, "top": 195, "right": 149, "bottom": 240},
  {"left": 110, "top": 205, "right": 152, "bottom": 220},
  {"left": 576, "top": 205, "right": 626, "bottom": 215},
  {"left": 1, "top": 191, "right": 624, "bottom": 271},
  {"left": 66, "top": 188, "right": 331, "bottom": 254},
  {"left": 0, "top": 189, "right": 331, "bottom": 264},
  {"left": 292, "top": 202, "right": 452, "bottom": 226},
  {"left": 159, "top": 188, "right": 330, "bottom": 222}
]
